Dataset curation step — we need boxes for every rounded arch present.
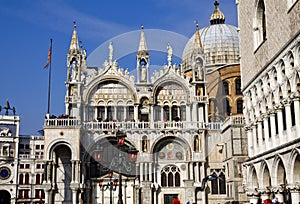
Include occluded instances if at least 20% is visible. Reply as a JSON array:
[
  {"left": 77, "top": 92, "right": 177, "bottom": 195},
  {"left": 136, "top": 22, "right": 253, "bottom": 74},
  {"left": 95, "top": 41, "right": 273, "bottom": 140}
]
[
  {"left": 83, "top": 133, "right": 138, "bottom": 161},
  {"left": 83, "top": 76, "right": 139, "bottom": 104},
  {"left": 0, "top": 190, "right": 11, "bottom": 204},
  {"left": 151, "top": 134, "right": 192, "bottom": 160},
  {"left": 46, "top": 139, "right": 77, "bottom": 160},
  {"left": 152, "top": 77, "right": 191, "bottom": 104}
]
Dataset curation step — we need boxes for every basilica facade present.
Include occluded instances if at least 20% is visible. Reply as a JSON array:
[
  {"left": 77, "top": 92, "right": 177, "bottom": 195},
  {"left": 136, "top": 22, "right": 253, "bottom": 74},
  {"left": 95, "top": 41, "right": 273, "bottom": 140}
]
[{"left": 0, "top": 1, "right": 248, "bottom": 204}]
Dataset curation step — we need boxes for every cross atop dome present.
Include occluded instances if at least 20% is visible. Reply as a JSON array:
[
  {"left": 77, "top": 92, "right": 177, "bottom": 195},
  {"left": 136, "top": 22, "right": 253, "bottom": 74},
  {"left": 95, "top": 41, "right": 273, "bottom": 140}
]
[{"left": 210, "top": 0, "right": 225, "bottom": 25}]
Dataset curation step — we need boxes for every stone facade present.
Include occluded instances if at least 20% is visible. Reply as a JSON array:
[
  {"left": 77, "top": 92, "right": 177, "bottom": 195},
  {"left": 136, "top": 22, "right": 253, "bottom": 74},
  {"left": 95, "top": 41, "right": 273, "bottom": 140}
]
[{"left": 238, "top": 0, "right": 300, "bottom": 203}]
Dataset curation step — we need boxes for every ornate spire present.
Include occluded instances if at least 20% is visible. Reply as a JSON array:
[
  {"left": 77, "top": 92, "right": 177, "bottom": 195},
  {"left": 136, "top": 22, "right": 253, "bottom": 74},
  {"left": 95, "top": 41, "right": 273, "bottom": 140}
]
[
  {"left": 137, "top": 25, "right": 148, "bottom": 55},
  {"left": 210, "top": 0, "right": 225, "bottom": 25},
  {"left": 194, "top": 21, "right": 203, "bottom": 50},
  {"left": 69, "top": 21, "right": 79, "bottom": 51}
]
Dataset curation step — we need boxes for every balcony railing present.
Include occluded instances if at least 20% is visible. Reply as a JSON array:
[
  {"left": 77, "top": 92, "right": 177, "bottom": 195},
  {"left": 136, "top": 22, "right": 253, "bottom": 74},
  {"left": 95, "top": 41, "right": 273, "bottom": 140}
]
[
  {"left": 221, "top": 115, "right": 245, "bottom": 131},
  {"left": 44, "top": 118, "right": 81, "bottom": 128},
  {"left": 44, "top": 119, "right": 223, "bottom": 131}
]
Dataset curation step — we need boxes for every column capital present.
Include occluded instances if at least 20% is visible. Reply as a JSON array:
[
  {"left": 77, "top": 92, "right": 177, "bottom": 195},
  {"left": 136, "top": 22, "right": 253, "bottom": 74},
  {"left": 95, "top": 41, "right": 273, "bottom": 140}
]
[
  {"left": 287, "top": 184, "right": 300, "bottom": 192},
  {"left": 274, "top": 103, "right": 283, "bottom": 111},
  {"left": 267, "top": 109, "right": 276, "bottom": 115},
  {"left": 257, "top": 187, "right": 271, "bottom": 195},
  {"left": 244, "top": 125, "right": 252, "bottom": 132},
  {"left": 291, "top": 90, "right": 300, "bottom": 99},
  {"left": 271, "top": 185, "right": 285, "bottom": 193},
  {"left": 281, "top": 97, "right": 292, "bottom": 106}
]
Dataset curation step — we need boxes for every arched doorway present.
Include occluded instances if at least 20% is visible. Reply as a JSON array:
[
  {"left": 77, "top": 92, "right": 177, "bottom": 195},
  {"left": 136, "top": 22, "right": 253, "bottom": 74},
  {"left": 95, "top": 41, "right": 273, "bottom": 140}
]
[
  {"left": 52, "top": 144, "right": 72, "bottom": 203},
  {"left": 0, "top": 190, "right": 11, "bottom": 204}
]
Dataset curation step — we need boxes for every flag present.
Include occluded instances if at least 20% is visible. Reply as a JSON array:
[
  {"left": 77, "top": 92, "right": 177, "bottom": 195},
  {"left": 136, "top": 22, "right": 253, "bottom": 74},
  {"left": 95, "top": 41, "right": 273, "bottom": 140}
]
[{"left": 44, "top": 39, "right": 52, "bottom": 69}]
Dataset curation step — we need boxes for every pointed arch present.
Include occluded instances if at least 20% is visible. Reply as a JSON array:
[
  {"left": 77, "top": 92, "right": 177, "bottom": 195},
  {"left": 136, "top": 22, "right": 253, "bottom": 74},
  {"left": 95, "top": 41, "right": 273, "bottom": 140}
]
[
  {"left": 260, "top": 161, "right": 271, "bottom": 189},
  {"left": 248, "top": 165, "right": 259, "bottom": 190},
  {"left": 287, "top": 149, "right": 300, "bottom": 184},
  {"left": 272, "top": 155, "right": 287, "bottom": 186}
]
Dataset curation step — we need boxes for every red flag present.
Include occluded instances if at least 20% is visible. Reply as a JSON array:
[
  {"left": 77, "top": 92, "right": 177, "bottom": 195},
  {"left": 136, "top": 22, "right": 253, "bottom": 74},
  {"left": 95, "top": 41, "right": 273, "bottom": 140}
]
[{"left": 44, "top": 39, "right": 52, "bottom": 69}]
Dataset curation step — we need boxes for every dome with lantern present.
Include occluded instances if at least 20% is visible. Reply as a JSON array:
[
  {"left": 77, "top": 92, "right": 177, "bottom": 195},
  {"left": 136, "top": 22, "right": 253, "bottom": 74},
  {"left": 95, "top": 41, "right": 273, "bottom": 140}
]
[{"left": 181, "top": 0, "right": 239, "bottom": 72}]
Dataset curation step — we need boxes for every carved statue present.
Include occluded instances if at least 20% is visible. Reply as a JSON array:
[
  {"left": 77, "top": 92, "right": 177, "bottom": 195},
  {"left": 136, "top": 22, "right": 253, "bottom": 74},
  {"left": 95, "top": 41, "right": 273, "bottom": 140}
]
[
  {"left": 108, "top": 41, "right": 113, "bottom": 65},
  {"left": 167, "top": 43, "right": 173, "bottom": 66}
]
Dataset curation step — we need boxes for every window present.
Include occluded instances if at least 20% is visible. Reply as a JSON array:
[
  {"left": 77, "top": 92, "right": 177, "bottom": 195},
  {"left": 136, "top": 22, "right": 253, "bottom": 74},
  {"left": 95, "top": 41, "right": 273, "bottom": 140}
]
[
  {"left": 211, "top": 171, "right": 226, "bottom": 195},
  {"left": 161, "top": 165, "right": 181, "bottom": 187},
  {"left": 25, "top": 173, "right": 30, "bottom": 184},
  {"left": 237, "top": 99, "right": 243, "bottom": 114},
  {"left": 223, "top": 81, "right": 229, "bottom": 95},
  {"left": 19, "top": 174, "right": 24, "bottom": 184},
  {"left": 235, "top": 78, "right": 242, "bottom": 94},
  {"left": 36, "top": 174, "right": 41, "bottom": 184},
  {"left": 254, "top": 0, "right": 267, "bottom": 48},
  {"left": 226, "top": 99, "right": 231, "bottom": 116}
]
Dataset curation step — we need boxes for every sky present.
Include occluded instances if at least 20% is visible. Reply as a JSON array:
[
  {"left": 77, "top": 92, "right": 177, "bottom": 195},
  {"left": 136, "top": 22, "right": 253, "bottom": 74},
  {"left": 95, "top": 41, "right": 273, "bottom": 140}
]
[{"left": 0, "top": 0, "right": 238, "bottom": 135}]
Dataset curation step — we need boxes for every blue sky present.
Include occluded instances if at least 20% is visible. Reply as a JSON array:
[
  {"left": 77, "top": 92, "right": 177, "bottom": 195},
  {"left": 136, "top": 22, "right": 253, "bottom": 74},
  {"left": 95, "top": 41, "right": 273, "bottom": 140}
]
[{"left": 0, "top": 0, "right": 238, "bottom": 135}]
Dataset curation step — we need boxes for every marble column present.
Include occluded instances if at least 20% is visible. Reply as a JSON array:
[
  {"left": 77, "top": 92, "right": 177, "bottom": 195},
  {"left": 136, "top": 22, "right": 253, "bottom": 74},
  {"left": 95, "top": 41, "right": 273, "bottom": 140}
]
[
  {"left": 275, "top": 104, "right": 284, "bottom": 140},
  {"left": 282, "top": 98, "right": 292, "bottom": 138},
  {"left": 245, "top": 126, "right": 253, "bottom": 157},
  {"left": 269, "top": 110, "right": 276, "bottom": 143},
  {"left": 256, "top": 118, "right": 263, "bottom": 151},
  {"left": 292, "top": 93, "right": 300, "bottom": 137},
  {"left": 288, "top": 185, "right": 300, "bottom": 204}
]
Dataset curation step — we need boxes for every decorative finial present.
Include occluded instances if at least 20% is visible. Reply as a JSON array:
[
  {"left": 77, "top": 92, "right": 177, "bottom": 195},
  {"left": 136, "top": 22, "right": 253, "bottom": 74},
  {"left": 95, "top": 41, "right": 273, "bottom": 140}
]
[
  {"left": 73, "top": 21, "right": 77, "bottom": 29},
  {"left": 195, "top": 20, "right": 199, "bottom": 30},
  {"left": 210, "top": 0, "right": 225, "bottom": 25},
  {"left": 214, "top": 0, "right": 219, "bottom": 8},
  {"left": 141, "top": 24, "right": 144, "bottom": 30}
]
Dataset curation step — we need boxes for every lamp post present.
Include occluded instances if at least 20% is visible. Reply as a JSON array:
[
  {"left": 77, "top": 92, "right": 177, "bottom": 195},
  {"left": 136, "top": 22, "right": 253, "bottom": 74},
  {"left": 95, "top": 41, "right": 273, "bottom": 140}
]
[
  {"left": 116, "top": 130, "right": 138, "bottom": 204},
  {"left": 98, "top": 171, "right": 118, "bottom": 204}
]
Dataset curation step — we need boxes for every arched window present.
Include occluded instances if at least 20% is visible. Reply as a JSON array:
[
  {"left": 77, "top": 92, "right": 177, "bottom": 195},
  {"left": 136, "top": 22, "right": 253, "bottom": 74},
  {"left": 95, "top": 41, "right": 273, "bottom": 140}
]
[
  {"left": 219, "top": 172, "right": 226, "bottom": 194},
  {"left": 211, "top": 171, "right": 226, "bottom": 195},
  {"left": 25, "top": 173, "right": 30, "bottom": 184},
  {"left": 235, "top": 78, "right": 242, "bottom": 94},
  {"left": 161, "top": 172, "right": 167, "bottom": 187},
  {"left": 211, "top": 173, "right": 218, "bottom": 194},
  {"left": 36, "top": 174, "right": 41, "bottom": 185},
  {"left": 223, "top": 81, "right": 229, "bottom": 95},
  {"left": 237, "top": 99, "right": 243, "bottom": 114},
  {"left": 254, "top": 0, "right": 266, "bottom": 48},
  {"left": 19, "top": 174, "right": 24, "bottom": 185},
  {"left": 161, "top": 165, "right": 180, "bottom": 187},
  {"left": 226, "top": 99, "right": 231, "bottom": 116}
]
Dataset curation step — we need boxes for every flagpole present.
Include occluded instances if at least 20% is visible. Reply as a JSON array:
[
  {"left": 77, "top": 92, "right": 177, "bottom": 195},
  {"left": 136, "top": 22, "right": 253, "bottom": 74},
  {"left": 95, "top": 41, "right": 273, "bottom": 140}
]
[{"left": 47, "top": 39, "right": 52, "bottom": 118}]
